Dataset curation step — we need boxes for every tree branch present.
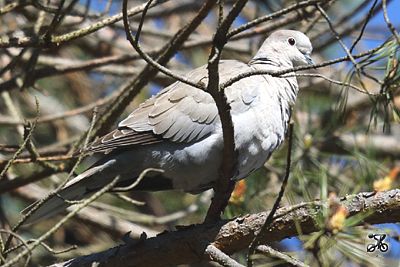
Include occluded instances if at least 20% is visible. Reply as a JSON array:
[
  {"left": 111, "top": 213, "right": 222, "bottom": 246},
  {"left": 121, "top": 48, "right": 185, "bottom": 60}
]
[
  {"left": 204, "top": 0, "right": 248, "bottom": 222},
  {"left": 48, "top": 189, "right": 400, "bottom": 267},
  {"left": 206, "top": 244, "right": 245, "bottom": 267}
]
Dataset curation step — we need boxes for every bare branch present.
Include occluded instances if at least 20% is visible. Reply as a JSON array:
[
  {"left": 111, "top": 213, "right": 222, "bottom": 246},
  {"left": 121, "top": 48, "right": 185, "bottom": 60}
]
[
  {"left": 204, "top": 0, "right": 248, "bottom": 222},
  {"left": 47, "top": 189, "right": 400, "bottom": 267},
  {"left": 1, "top": 176, "right": 121, "bottom": 267},
  {"left": 256, "top": 245, "right": 309, "bottom": 267},
  {"left": 206, "top": 244, "right": 245, "bottom": 267}
]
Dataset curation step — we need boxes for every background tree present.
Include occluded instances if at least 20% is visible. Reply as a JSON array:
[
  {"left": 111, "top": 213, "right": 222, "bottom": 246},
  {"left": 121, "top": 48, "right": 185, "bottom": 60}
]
[{"left": 0, "top": 0, "right": 399, "bottom": 266}]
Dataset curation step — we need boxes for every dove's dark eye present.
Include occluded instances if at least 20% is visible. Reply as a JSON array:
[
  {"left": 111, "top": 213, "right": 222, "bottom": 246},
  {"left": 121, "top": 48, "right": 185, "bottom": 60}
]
[{"left": 288, "top": 37, "right": 296, "bottom": 46}]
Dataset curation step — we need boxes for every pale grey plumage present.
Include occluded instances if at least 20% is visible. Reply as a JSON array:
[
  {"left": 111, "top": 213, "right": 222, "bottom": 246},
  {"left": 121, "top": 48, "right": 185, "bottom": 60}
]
[{"left": 23, "top": 30, "right": 313, "bottom": 223}]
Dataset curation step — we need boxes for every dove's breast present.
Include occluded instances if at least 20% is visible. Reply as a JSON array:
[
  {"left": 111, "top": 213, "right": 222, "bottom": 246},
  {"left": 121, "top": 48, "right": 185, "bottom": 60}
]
[
  {"left": 128, "top": 74, "right": 296, "bottom": 193},
  {"left": 232, "top": 75, "right": 294, "bottom": 180}
]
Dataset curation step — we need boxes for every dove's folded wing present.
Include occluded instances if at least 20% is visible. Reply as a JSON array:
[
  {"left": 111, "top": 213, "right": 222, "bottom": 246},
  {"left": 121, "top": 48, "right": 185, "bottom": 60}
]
[{"left": 86, "top": 60, "right": 258, "bottom": 154}]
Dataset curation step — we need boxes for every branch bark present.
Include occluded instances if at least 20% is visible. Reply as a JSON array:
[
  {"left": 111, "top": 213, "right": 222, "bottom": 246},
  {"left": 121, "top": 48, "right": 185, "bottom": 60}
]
[
  {"left": 48, "top": 189, "right": 400, "bottom": 267},
  {"left": 204, "top": 0, "right": 248, "bottom": 222}
]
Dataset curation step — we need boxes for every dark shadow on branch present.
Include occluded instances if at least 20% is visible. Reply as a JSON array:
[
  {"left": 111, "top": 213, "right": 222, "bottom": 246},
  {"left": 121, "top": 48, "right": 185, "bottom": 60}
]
[{"left": 49, "top": 189, "right": 400, "bottom": 267}]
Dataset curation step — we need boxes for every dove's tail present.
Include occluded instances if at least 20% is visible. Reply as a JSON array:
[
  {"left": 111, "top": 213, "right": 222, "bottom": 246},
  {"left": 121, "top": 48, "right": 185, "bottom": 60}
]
[
  {"left": 21, "top": 179, "right": 92, "bottom": 224},
  {"left": 22, "top": 160, "right": 117, "bottom": 224}
]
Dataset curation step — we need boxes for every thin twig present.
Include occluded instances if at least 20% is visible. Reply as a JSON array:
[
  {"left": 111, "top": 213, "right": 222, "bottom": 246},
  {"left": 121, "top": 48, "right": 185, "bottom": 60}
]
[
  {"left": 1, "top": 176, "right": 120, "bottom": 267},
  {"left": 0, "top": 230, "right": 31, "bottom": 266},
  {"left": 13, "top": 183, "right": 158, "bottom": 238},
  {"left": 313, "top": 0, "right": 389, "bottom": 51},
  {"left": 112, "top": 193, "right": 145, "bottom": 206},
  {"left": 4, "top": 239, "right": 76, "bottom": 256},
  {"left": 227, "top": 0, "right": 324, "bottom": 38},
  {"left": 0, "top": 168, "right": 65, "bottom": 195},
  {"left": 206, "top": 244, "right": 245, "bottom": 267},
  {"left": 286, "top": 73, "right": 379, "bottom": 96},
  {"left": 349, "top": 0, "right": 378, "bottom": 53},
  {"left": 382, "top": 0, "right": 400, "bottom": 45},
  {"left": 0, "top": 2, "right": 28, "bottom": 15},
  {"left": 0, "top": 100, "right": 40, "bottom": 180},
  {"left": 0, "top": 1, "right": 168, "bottom": 48},
  {"left": 257, "top": 245, "right": 309, "bottom": 267},
  {"left": 111, "top": 168, "right": 164, "bottom": 192},
  {"left": 315, "top": 5, "right": 359, "bottom": 69},
  {"left": 0, "top": 93, "right": 113, "bottom": 125},
  {"left": 220, "top": 42, "right": 387, "bottom": 90},
  {"left": 122, "top": 0, "right": 203, "bottom": 89},
  {"left": 3, "top": 108, "right": 98, "bottom": 252}
]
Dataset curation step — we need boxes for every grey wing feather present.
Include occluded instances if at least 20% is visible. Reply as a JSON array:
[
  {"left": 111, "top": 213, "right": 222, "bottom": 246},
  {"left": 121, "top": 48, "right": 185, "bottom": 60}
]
[
  {"left": 118, "top": 65, "right": 221, "bottom": 144},
  {"left": 87, "top": 128, "right": 162, "bottom": 154},
  {"left": 85, "top": 60, "right": 257, "bottom": 153}
]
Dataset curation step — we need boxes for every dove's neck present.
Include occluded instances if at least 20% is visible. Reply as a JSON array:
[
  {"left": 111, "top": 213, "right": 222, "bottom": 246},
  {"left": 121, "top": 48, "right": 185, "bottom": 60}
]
[
  {"left": 249, "top": 51, "right": 299, "bottom": 105},
  {"left": 250, "top": 46, "right": 294, "bottom": 69}
]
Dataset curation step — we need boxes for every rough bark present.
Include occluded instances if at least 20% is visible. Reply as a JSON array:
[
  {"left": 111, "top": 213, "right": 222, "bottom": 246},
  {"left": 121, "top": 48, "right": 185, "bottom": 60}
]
[{"left": 49, "top": 189, "right": 400, "bottom": 267}]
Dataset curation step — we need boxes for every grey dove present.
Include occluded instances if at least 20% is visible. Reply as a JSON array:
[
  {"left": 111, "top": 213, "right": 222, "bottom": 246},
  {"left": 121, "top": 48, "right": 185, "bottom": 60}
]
[{"left": 24, "top": 30, "right": 313, "bottom": 223}]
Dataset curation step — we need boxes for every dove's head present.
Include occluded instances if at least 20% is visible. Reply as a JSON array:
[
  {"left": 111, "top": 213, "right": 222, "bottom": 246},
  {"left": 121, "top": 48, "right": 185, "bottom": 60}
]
[{"left": 254, "top": 30, "right": 313, "bottom": 67}]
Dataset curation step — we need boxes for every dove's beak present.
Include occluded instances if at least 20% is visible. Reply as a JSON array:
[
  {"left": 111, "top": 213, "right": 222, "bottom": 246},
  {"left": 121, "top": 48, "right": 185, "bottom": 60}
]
[{"left": 304, "top": 53, "right": 314, "bottom": 65}]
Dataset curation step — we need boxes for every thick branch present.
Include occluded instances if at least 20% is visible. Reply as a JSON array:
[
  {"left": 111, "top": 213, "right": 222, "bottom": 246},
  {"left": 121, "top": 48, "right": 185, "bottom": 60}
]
[
  {"left": 49, "top": 189, "right": 400, "bottom": 267},
  {"left": 204, "top": 0, "right": 248, "bottom": 222}
]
